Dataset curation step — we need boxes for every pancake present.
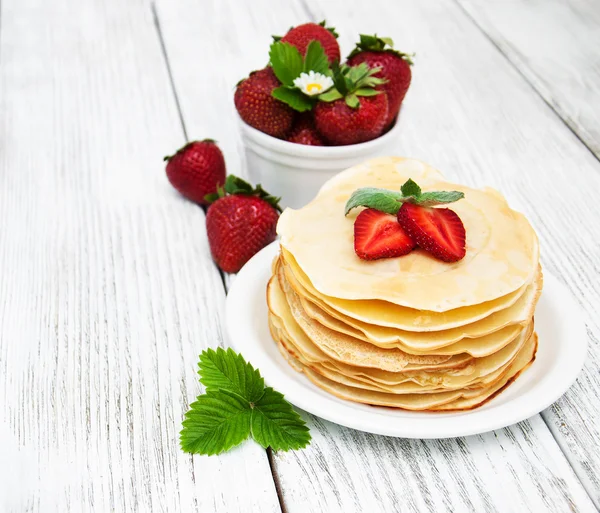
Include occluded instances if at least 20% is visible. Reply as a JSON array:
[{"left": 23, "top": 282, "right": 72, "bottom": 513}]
[
  {"left": 272, "top": 315, "right": 531, "bottom": 394},
  {"left": 281, "top": 330, "right": 537, "bottom": 411},
  {"left": 281, "top": 248, "right": 533, "bottom": 332},
  {"left": 277, "top": 157, "right": 539, "bottom": 312},
  {"left": 269, "top": 270, "right": 534, "bottom": 391},
  {"left": 268, "top": 274, "right": 473, "bottom": 373},
  {"left": 284, "top": 257, "right": 543, "bottom": 354},
  {"left": 298, "top": 289, "right": 524, "bottom": 355}
]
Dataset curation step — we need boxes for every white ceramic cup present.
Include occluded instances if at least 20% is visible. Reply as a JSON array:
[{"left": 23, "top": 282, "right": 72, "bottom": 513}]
[{"left": 238, "top": 114, "right": 401, "bottom": 209}]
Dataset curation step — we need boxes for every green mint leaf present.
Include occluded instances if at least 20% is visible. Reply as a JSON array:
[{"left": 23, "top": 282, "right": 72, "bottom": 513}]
[
  {"left": 251, "top": 387, "right": 311, "bottom": 451},
  {"left": 345, "top": 187, "right": 404, "bottom": 215},
  {"left": 272, "top": 86, "right": 315, "bottom": 112},
  {"left": 198, "top": 347, "right": 265, "bottom": 403},
  {"left": 345, "top": 180, "right": 465, "bottom": 215},
  {"left": 180, "top": 390, "right": 252, "bottom": 455},
  {"left": 318, "top": 88, "right": 343, "bottom": 102},
  {"left": 400, "top": 178, "right": 422, "bottom": 198},
  {"left": 269, "top": 42, "right": 304, "bottom": 86},
  {"left": 303, "top": 41, "right": 329, "bottom": 75},
  {"left": 413, "top": 191, "right": 465, "bottom": 207}
]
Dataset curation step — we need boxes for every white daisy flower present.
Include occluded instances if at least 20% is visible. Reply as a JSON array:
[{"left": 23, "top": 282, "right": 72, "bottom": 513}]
[{"left": 293, "top": 71, "right": 334, "bottom": 96}]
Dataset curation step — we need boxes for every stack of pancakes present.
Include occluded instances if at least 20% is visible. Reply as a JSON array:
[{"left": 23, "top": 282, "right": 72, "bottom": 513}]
[{"left": 267, "top": 157, "right": 542, "bottom": 411}]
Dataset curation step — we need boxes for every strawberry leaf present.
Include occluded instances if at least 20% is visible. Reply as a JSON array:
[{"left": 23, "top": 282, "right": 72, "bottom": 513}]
[
  {"left": 330, "top": 61, "right": 349, "bottom": 95},
  {"left": 345, "top": 93, "right": 360, "bottom": 109},
  {"left": 318, "top": 20, "right": 339, "bottom": 38},
  {"left": 180, "top": 390, "right": 252, "bottom": 455},
  {"left": 347, "top": 33, "right": 414, "bottom": 64},
  {"left": 303, "top": 41, "right": 329, "bottom": 75},
  {"left": 355, "top": 88, "right": 380, "bottom": 97},
  {"left": 198, "top": 348, "right": 265, "bottom": 403},
  {"left": 251, "top": 387, "right": 311, "bottom": 451},
  {"left": 204, "top": 192, "right": 220, "bottom": 203},
  {"left": 181, "top": 349, "right": 311, "bottom": 456},
  {"left": 224, "top": 175, "right": 254, "bottom": 195},
  {"left": 318, "top": 88, "right": 343, "bottom": 102},
  {"left": 269, "top": 42, "right": 304, "bottom": 86},
  {"left": 272, "top": 86, "right": 315, "bottom": 112},
  {"left": 220, "top": 175, "right": 282, "bottom": 211}
]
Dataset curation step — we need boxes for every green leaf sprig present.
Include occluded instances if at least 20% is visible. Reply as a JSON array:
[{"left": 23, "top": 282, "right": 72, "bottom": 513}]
[
  {"left": 270, "top": 40, "right": 331, "bottom": 112},
  {"left": 345, "top": 178, "right": 465, "bottom": 215},
  {"left": 180, "top": 348, "right": 311, "bottom": 455}
]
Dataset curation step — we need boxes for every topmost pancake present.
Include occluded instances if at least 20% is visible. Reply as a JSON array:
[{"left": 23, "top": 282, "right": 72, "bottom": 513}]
[{"left": 277, "top": 157, "right": 539, "bottom": 312}]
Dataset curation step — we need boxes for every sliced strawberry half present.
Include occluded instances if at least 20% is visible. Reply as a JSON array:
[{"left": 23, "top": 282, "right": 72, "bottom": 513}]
[
  {"left": 397, "top": 203, "right": 466, "bottom": 262},
  {"left": 354, "top": 209, "right": 416, "bottom": 260}
]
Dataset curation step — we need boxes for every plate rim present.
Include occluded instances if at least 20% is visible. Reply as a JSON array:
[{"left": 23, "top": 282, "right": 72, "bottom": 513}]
[{"left": 225, "top": 242, "right": 588, "bottom": 438}]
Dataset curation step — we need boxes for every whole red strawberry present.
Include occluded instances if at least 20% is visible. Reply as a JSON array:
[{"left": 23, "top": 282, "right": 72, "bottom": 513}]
[
  {"left": 235, "top": 67, "right": 294, "bottom": 138},
  {"left": 278, "top": 21, "right": 340, "bottom": 63},
  {"left": 286, "top": 114, "right": 325, "bottom": 146},
  {"left": 347, "top": 35, "right": 413, "bottom": 128},
  {"left": 314, "top": 63, "right": 389, "bottom": 145},
  {"left": 164, "top": 140, "right": 226, "bottom": 205},
  {"left": 206, "top": 175, "right": 281, "bottom": 273}
]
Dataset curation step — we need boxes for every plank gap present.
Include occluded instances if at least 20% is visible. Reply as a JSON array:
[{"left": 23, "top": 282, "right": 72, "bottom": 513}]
[
  {"left": 267, "top": 448, "right": 288, "bottom": 513},
  {"left": 297, "top": 0, "right": 317, "bottom": 22},
  {"left": 451, "top": 0, "right": 600, "bottom": 166},
  {"left": 151, "top": 1, "right": 189, "bottom": 142}
]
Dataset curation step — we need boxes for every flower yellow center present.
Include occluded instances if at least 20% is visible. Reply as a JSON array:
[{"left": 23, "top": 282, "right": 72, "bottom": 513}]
[{"left": 306, "top": 83, "right": 323, "bottom": 93}]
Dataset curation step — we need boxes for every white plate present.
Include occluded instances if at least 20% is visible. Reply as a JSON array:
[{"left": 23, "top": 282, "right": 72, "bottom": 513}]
[{"left": 226, "top": 242, "right": 588, "bottom": 438}]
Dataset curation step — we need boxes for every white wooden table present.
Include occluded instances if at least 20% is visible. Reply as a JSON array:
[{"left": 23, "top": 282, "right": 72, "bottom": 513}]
[{"left": 1, "top": 0, "right": 599, "bottom": 511}]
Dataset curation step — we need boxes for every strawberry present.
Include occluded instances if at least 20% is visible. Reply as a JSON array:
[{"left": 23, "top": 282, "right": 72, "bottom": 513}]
[
  {"left": 347, "top": 35, "right": 413, "bottom": 127},
  {"left": 286, "top": 114, "right": 325, "bottom": 146},
  {"left": 353, "top": 209, "right": 416, "bottom": 260},
  {"left": 235, "top": 67, "right": 294, "bottom": 138},
  {"left": 397, "top": 203, "right": 466, "bottom": 262},
  {"left": 164, "top": 139, "right": 226, "bottom": 205},
  {"left": 277, "top": 21, "right": 340, "bottom": 63},
  {"left": 314, "top": 62, "right": 388, "bottom": 145},
  {"left": 206, "top": 176, "right": 281, "bottom": 273}
]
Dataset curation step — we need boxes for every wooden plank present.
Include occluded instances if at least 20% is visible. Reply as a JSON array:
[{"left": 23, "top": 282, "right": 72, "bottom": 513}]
[
  {"left": 0, "top": 0, "right": 280, "bottom": 511},
  {"left": 274, "top": 415, "right": 594, "bottom": 512},
  {"left": 457, "top": 0, "right": 600, "bottom": 160},
  {"left": 157, "top": 0, "right": 600, "bottom": 511}
]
